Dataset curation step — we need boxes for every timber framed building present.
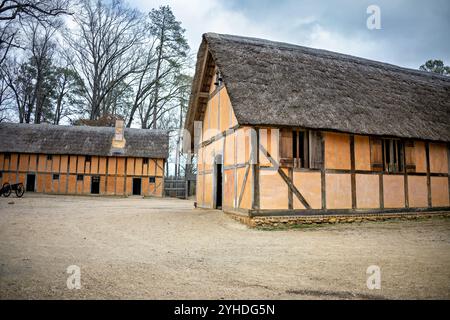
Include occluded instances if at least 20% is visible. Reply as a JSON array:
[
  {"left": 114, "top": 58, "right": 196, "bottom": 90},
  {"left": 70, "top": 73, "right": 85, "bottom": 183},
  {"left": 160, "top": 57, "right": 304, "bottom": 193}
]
[
  {"left": 185, "top": 33, "right": 450, "bottom": 217},
  {"left": 0, "top": 121, "right": 168, "bottom": 197}
]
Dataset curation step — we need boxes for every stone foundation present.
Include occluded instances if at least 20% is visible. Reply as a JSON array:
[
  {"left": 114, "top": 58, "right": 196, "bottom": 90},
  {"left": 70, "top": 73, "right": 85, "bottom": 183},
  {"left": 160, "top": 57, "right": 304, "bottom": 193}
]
[{"left": 226, "top": 212, "right": 450, "bottom": 228}]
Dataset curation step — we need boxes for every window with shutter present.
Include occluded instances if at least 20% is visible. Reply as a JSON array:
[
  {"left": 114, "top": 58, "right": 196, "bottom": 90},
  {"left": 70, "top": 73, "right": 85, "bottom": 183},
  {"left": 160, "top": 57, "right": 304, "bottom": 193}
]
[
  {"left": 309, "top": 131, "right": 323, "bottom": 169},
  {"left": 404, "top": 140, "right": 416, "bottom": 172},
  {"left": 279, "top": 129, "right": 310, "bottom": 168},
  {"left": 370, "top": 137, "right": 384, "bottom": 171},
  {"left": 280, "top": 129, "right": 294, "bottom": 167}
]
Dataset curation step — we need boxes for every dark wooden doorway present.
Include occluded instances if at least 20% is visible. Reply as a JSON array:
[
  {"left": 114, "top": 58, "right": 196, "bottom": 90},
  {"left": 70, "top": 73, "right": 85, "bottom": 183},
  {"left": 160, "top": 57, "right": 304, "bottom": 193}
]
[
  {"left": 91, "top": 176, "right": 100, "bottom": 194},
  {"left": 26, "top": 174, "right": 35, "bottom": 192},
  {"left": 132, "top": 178, "right": 141, "bottom": 195},
  {"left": 215, "top": 163, "right": 222, "bottom": 209}
]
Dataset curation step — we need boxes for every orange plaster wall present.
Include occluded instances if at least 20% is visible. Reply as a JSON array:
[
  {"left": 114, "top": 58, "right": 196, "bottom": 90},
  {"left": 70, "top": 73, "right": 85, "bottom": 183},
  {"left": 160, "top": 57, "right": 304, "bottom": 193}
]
[
  {"left": 224, "top": 133, "right": 235, "bottom": 167},
  {"left": 260, "top": 169, "right": 288, "bottom": 210},
  {"left": 429, "top": 143, "right": 448, "bottom": 174},
  {"left": 135, "top": 158, "right": 143, "bottom": 176},
  {"left": 324, "top": 132, "right": 351, "bottom": 170},
  {"left": 60, "top": 156, "right": 68, "bottom": 173},
  {"left": 60, "top": 174, "right": 67, "bottom": 193},
  {"left": 196, "top": 173, "right": 204, "bottom": 205},
  {"left": 29, "top": 155, "right": 37, "bottom": 171},
  {"left": 77, "top": 156, "right": 85, "bottom": 173},
  {"left": 408, "top": 176, "right": 428, "bottom": 208},
  {"left": 108, "top": 157, "right": 116, "bottom": 175},
  {"left": 68, "top": 175, "right": 77, "bottom": 194},
  {"left": 91, "top": 157, "right": 99, "bottom": 174},
  {"left": 355, "top": 174, "right": 379, "bottom": 209},
  {"left": 203, "top": 173, "right": 213, "bottom": 208},
  {"left": 326, "top": 173, "right": 352, "bottom": 209},
  {"left": 106, "top": 176, "right": 115, "bottom": 195},
  {"left": 52, "top": 156, "right": 60, "bottom": 172},
  {"left": 431, "top": 177, "right": 449, "bottom": 207},
  {"left": 156, "top": 159, "right": 164, "bottom": 176},
  {"left": 223, "top": 169, "right": 235, "bottom": 208},
  {"left": 18, "top": 154, "right": 29, "bottom": 171},
  {"left": 293, "top": 171, "right": 322, "bottom": 209},
  {"left": 38, "top": 155, "right": 47, "bottom": 172},
  {"left": 354, "top": 136, "right": 371, "bottom": 171},
  {"left": 414, "top": 141, "right": 427, "bottom": 173},
  {"left": 116, "top": 176, "right": 125, "bottom": 195},
  {"left": 69, "top": 156, "right": 77, "bottom": 173},
  {"left": 383, "top": 175, "right": 405, "bottom": 208},
  {"left": 9, "top": 153, "right": 18, "bottom": 170},
  {"left": 237, "top": 166, "right": 252, "bottom": 209}
]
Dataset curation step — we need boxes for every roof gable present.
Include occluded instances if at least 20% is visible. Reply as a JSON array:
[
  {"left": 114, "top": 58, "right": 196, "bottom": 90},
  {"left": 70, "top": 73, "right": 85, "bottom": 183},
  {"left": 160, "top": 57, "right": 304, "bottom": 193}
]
[{"left": 187, "top": 33, "right": 450, "bottom": 142}]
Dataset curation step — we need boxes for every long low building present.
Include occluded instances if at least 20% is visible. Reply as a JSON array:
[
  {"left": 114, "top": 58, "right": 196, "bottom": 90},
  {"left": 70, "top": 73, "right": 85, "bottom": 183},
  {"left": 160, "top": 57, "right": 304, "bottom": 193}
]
[
  {"left": 185, "top": 33, "right": 450, "bottom": 217},
  {"left": 0, "top": 121, "right": 169, "bottom": 197}
]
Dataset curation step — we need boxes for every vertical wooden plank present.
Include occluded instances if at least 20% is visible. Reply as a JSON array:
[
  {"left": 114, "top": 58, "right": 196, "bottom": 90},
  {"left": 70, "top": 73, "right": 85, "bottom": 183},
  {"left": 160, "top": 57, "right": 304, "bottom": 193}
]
[
  {"left": 448, "top": 143, "right": 450, "bottom": 203},
  {"left": 251, "top": 128, "right": 260, "bottom": 210},
  {"left": 403, "top": 142, "right": 409, "bottom": 208},
  {"left": 288, "top": 167, "right": 293, "bottom": 210},
  {"left": 379, "top": 173, "right": 384, "bottom": 209},
  {"left": 319, "top": 133, "right": 326, "bottom": 210},
  {"left": 350, "top": 135, "right": 356, "bottom": 209},
  {"left": 425, "top": 142, "right": 432, "bottom": 208}
]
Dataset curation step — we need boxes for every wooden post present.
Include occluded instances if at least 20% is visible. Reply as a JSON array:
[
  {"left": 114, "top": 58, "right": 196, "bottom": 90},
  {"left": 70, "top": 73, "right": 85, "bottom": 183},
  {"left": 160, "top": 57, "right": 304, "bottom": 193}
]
[
  {"left": 350, "top": 135, "right": 356, "bottom": 209},
  {"left": 425, "top": 142, "right": 432, "bottom": 208}
]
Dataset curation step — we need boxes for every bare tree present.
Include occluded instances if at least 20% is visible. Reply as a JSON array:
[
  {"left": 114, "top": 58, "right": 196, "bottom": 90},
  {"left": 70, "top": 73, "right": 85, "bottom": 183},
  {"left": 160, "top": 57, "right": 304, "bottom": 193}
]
[
  {"left": 0, "top": 0, "right": 70, "bottom": 65},
  {"left": 65, "top": 0, "right": 145, "bottom": 121},
  {"left": 138, "top": 5, "right": 189, "bottom": 130}
]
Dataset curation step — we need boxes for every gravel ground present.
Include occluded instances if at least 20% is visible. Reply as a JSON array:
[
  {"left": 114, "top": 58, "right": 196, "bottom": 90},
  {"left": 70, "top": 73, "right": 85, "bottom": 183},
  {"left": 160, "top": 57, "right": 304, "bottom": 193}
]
[{"left": 0, "top": 194, "right": 449, "bottom": 300}]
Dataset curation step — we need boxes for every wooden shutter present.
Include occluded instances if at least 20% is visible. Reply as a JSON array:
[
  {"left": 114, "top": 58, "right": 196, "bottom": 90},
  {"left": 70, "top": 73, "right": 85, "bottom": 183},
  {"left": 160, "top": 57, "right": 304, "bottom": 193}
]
[
  {"left": 404, "top": 140, "right": 416, "bottom": 172},
  {"left": 279, "top": 129, "right": 293, "bottom": 167},
  {"left": 370, "top": 137, "right": 383, "bottom": 171},
  {"left": 309, "top": 131, "right": 323, "bottom": 169}
]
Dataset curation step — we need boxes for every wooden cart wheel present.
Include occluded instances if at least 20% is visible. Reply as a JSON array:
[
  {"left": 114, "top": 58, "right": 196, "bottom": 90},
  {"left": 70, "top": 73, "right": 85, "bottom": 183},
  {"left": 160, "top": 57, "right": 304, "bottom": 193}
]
[
  {"left": 15, "top": 183, "right": 25, "bottom": 198},
  {"left": 2, "top": 182, "right": 11, "bottom": 197}
]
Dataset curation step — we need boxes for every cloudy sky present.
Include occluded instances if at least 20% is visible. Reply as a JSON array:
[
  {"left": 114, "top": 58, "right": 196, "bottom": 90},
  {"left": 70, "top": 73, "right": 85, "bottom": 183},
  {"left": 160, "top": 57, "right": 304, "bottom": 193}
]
[{"left": 132, "top": 0, "right": 450, "bottom": 70}]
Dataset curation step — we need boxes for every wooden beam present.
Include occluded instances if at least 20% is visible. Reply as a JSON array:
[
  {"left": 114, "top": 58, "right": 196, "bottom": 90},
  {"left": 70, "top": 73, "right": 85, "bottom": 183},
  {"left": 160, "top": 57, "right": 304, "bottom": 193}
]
[
  {"left": 426, "top": 142, "right": 432, "bottom": 208},
  {"left": 259, "top": 144, "right": 312, "bottom": 210},
  {"left": 238, "top": 164, "right": 250, "bottom": 208},
  {"left": 350, "top": 135, "right": 356, "bottom": 209}
]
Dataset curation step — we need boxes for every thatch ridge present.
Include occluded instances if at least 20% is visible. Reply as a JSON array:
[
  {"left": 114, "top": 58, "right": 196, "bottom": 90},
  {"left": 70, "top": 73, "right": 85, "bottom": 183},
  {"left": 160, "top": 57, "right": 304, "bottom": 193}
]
[{"left": 0, "top": 123, "right": 169, "bottom": 158}]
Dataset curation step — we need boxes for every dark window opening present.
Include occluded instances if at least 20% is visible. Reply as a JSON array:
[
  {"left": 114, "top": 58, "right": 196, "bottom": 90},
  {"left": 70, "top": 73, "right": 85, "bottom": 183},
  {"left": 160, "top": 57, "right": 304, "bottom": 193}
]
[
  {"left": 143, "top": 158, "right": 149, "bottom": 165},
  {"left": 149, "top": 176, "right": 156, "bottom": 183},
  {"left": 53, "top": 174, "right": 59, "bottom": 180},
  {"left": 0, "top": 171, "right": 2, "bottom": 178},
  {"left": 383, "top": 139, "right": 404, "bottom": 173},
  {"left": 47, "top": 155, "right": 52, "bottom": 161},
  {"left": 4, "top": 153, "right": 11, "bottom": 160},
  {"left": 77, "top": 174, "right": 84, "bottom": 181},
  {"left": 280, "top": 129, "right": 310, "bottom": 168},
  {"left": 85, "top": 156, "right": 92, "bottom": 162}
]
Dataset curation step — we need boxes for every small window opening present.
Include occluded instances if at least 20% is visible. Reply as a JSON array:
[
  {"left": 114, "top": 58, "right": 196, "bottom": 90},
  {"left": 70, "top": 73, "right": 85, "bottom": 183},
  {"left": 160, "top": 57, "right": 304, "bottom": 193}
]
[
  {"left": 77, "top": 174, "right": 84, "bottom": 181},
  {"left": 85, "top": 156, "right": 92, "bottom": 162},
  {"left": 149, "top": 176, "right": 156, "bottom": 183},
  {"left": 143, "top": 158, "right": 149, "bottom": 165},
  {"left": 47, "top": 155, "right": 52, "bottom": 161},
  {"left": 53, "top": 174, "right": 59, "bottom": 180}
]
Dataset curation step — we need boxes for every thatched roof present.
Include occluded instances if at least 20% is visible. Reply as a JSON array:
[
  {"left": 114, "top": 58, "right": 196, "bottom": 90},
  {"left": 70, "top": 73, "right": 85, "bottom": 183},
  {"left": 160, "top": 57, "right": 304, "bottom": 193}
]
[
  {"left": 186, "top": 33, "right": 450, "bottom": 142},
  {"left": 0, "top": 123, "right": 169, "bottom": 158}
]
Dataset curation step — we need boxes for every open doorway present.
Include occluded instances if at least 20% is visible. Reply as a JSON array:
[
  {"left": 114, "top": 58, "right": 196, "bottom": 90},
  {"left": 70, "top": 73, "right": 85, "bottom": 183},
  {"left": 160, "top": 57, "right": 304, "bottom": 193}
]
[
  {"left": 214, "top": 155, "right": 223, "bottom": 209},
  {"left": 132, "top": 178, "right": 141, "bottom": 195},
  {"left": 26, "top": 174, "right": 35, "bottom": 192},
  {"left": 91, "top": 176, "right": 100, "bottom": 194}
]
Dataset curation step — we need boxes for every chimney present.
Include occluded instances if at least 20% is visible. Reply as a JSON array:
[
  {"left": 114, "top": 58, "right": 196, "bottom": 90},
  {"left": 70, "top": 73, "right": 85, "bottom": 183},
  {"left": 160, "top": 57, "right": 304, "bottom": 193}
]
[{"left": 111, "top": 119, "right": 126, "bottom": 154}]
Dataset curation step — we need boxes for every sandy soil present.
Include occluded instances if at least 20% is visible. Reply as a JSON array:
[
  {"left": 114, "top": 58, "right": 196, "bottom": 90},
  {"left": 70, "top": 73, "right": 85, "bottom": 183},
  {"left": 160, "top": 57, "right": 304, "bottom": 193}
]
[{"left": 0, "top": 194, "right": 449, "bottom": 300}]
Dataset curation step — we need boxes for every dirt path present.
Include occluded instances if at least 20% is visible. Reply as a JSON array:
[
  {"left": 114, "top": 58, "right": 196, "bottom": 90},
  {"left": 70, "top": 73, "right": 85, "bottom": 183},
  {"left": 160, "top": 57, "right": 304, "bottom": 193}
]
[{"left": 0, "top": 195, "right": 449, "bottom": 299}]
